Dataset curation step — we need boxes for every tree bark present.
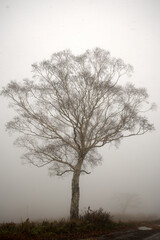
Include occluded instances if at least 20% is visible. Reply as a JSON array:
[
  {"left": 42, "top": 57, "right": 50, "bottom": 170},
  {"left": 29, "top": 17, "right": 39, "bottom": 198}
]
[{"left": 70, "top": 162, "right": 82, "bottom": 220}]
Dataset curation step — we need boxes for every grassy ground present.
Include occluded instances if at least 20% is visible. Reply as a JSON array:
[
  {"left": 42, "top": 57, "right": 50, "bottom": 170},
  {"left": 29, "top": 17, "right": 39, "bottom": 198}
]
[{"left": 0, "top": 209, "right": 159, "bottom": 240}]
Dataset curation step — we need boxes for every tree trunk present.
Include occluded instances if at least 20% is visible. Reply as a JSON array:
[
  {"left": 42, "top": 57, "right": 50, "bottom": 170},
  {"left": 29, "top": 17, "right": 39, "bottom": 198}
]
[{"left": 70, "top": 165, "right": 81, "bottom": 220}]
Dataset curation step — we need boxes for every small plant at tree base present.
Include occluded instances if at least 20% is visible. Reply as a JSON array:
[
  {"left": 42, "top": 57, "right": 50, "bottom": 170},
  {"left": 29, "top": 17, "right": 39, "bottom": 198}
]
[{"left": 79, "top": 208, "right": 113, "bottom": 230}]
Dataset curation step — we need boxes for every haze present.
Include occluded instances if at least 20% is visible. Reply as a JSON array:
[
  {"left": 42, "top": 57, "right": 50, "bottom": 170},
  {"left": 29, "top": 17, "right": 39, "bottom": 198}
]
[{"left": 0, "top": 0, "right": 160, "bottom": 223}]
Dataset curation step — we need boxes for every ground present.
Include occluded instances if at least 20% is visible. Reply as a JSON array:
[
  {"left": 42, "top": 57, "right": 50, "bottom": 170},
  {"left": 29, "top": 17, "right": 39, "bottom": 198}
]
[
  {"left": 82, "top": 224, "right": 160, "bottom": 240},
  {"left": 1, "top": 216, "right": 160, "bottom": 240}
]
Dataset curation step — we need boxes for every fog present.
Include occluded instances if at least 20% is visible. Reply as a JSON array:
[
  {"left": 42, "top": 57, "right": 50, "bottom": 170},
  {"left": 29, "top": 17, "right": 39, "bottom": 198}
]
[{"left": 0, "top": 0, "right": 160, "bottom": 223}]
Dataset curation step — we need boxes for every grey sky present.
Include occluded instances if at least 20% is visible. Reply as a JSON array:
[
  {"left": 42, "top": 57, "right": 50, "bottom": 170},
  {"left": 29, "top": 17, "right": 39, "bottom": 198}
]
[{"left": 0, "top": 0, "right": 160, "bottom": 222}]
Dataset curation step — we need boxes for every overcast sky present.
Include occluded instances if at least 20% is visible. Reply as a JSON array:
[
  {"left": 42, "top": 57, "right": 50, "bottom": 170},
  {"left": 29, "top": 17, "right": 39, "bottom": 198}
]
[{"left": 0, "top": 0, "right": 160, "bottom": 222}]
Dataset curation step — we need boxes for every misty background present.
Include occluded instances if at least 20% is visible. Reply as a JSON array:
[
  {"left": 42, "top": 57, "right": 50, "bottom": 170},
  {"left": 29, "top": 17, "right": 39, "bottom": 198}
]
[{"left": 0, "top": 0, "right": 160, "bottom": 223}]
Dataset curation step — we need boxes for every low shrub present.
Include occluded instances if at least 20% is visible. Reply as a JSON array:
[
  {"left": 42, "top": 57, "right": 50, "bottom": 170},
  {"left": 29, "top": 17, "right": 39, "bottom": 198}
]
[
  {"left": 0, "top": 222, "right": 17, "bottom": 233},
  {"left": 79, "top": 207, "right": 113, "bottom": 231}
]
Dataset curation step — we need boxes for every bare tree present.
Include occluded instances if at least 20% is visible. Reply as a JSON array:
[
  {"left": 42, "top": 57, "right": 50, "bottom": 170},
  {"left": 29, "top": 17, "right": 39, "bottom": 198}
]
[
  {"left": 113, "top": 193, "right": 142, "bottom": 216},
  {"left": 1, "top": 48, "right": 155, "bottom": 220}
]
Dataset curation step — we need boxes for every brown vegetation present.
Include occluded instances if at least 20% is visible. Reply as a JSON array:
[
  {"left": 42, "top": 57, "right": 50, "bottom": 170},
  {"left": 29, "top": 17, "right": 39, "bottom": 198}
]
[
  {"left": 1, "top": 209, "right": 160, "bottom": 240},
  {"left": 0, "top": 209, "right": 129, "bottom": 240}
]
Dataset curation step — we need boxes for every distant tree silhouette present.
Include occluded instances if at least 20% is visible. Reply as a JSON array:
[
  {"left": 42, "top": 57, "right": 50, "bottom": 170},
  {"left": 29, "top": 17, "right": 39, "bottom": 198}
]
[{"left": 114, "top": 193, "right": 141, "bottom": 215}]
